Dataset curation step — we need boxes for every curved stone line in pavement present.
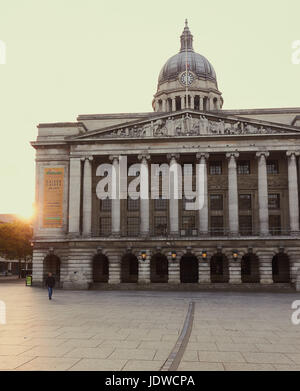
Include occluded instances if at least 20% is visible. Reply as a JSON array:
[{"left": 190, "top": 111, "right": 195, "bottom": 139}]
[{"left": 160, "top": 301, "right": 195, "bottom": 371}]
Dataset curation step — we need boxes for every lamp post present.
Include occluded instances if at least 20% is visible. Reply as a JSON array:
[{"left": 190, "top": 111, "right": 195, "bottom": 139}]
[
  {"left": 171, "top": 251, "right": 177, "bottom": 260},
  {"left": 141, "top": 250, "right": 147, "bottom": 261},
  {"left": 232, "top": 250, "right": 239, "bottom": 260},
  {"left": 201, "top": 250, "right": 207, "bottom": 260}
]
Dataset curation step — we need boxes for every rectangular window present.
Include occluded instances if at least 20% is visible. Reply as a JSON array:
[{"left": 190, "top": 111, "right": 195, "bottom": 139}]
[
  {"left": 100, "top": 199, "right": 111, "bottom": 211},
  {"left": 239, "top": 215, "right": 252, "bottom": 235},
  {"left": 210, "top": 194, "right": 223, "bottom": 211},
  {"left": 239, "top": 194, "right": 252, "bottom": 210},
  {"left": 154, "top": 216, "right": 167, "bottom": 235},
  {"left": 210, "top": 216, "right": 224, "bottom": 235},
  {"left": 209, "top": 161, "right": 222, "bottom": 175},
  {"left": 268, "top": 194, "right": 280, "bottom": 209},
  {"left": 154, "top": 198, "right": 168, "bottom": 210},
  {"left": 181, "top": 215, "right": 196, "bottom": 234},
  {"left": 127, "top": 198, "right": 139, "bottom": 211},
  {"left": 267, "top": 160, "right": 279, "bottom": 174},
  {"left": 127, "top": 217, "right": 139, "bottom": 236},
  {"left": 269, "top": 215, "right": 281, "bottom": 235},
  {"left": 237, "top": 160, "right": 250, "bottom": 175},
  {"left": 99, "top": 217, "right": 111, "bottom": 236}
]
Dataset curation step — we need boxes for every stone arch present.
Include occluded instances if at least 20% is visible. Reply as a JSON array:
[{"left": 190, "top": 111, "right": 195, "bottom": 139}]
[
  {"left": 213, "top": 97, "right": 218, "bottom": 110},
  {"left": 43, "top": 253, "right": 60, "bottom": 284},
  {"left": 92, "top": 253, "right": 109, "bottom": 283},
  {"left": 241, "top": 253, "right": 260, "bottom": 283},
  {"left": 194, "top": 95, "right": 200, "bottom": 110},
  {"left": 150, "top": 253, "right": 168, "bottom": 283},
  {"left": 180, "top": 253, "right": 199, "bottom": 283},
  {"left": 175, "top": 96, "right": 181, "bottom": 111},
  {"left": 210, "top": 253, "right": 229, "bottom": 283},
  {"left": 121, "top": 253, "right": 138, "bottom": 283},
  {"left": 272, "top": 253, "right": 290, "bottom": 283}
]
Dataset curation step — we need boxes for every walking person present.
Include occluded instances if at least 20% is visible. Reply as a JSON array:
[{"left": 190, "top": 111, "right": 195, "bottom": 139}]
[{"left": 45, "top": 272, "right": 55, "bottom": 300}]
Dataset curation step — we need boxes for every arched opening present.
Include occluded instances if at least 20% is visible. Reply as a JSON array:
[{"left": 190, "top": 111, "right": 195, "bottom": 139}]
[
  {"left": 43, "top": 254, "right": 60, "bottom": 284},
  {"left": 194, "top": 95, "right": 200, "bottom": 110},
  {"left": 121, "top": 253, "right": 138, "bottom": 283},
  {"left": 93, "top": 253, "right": 109, "bottom": 282},
  {"left": 272, "top": 253, "right": 290, "bottom": 283},
  {"left": 175, "top": 96, "right": 181, "bottom": 111},
  {"left": 180, "top": 254, "right": 199, "bottom": 283},
  {"left": 210, "top": 254, "right": 229, "bottom": 283},
  {"left": 150, "top": 253, "right": 168, "bottom": 283},
  {"left": 241, "top": 253, "right": 259, "bottom": 283},
  {"left": 167, "top": 98, "right": 172, "bottom": 112},
  {"left": 158, "top": 99, "right": 162, "bottom": 111},
  {"left": 203, "top": 97, "right": 208, "bottom": 111}
]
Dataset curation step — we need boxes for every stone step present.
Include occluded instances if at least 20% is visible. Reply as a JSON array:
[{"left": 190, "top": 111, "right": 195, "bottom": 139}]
[{"left": 89, "top": 282, "right": 295, "bottom": 292}]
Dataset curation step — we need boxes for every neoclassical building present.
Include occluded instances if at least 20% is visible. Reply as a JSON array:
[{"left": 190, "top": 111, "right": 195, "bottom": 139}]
[{"left": 32, "top": 22, "right": 300, "bottom": 290}]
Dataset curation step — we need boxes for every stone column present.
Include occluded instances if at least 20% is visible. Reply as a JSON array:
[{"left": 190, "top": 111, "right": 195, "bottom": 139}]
[
  {"left": 138, "top": 250, "right": 150, "bottom": 284},
  {"left": 199, "top": 96, "right": 204, "bottom": 111},
  {"left": 82, "top": 156, "right": 93, "bottom": 237},
  {"left": 196, "top": 153, "right": 209, "bottom": 235},
  {"left": 167, "top": 252, "right": 180, "bottom": 284},
  {"left": 256, "top": 152, "right": 270, "bottom": 235},
  {"left": 190, "top": 95, "right": 195, "bottom": 110},
  {"left": 167, "top": 153, "right": 180, "bottom": 236},
  {"left": 226, "top": 250, "right": 242, "bottom": 284},
  {"left": 287, "top": 151, "right": 300, "bottom": 234},
  {"left": 257, "top": 250, "right": 273, "bottom": 284},
  {"left": 198, "top": 251, "right": 211, "bottom": 283},
  {"left": 68, "top": 157, "right": 82, "bottom": 236},
  {"left": 226, "top": 152, "right": 239, "bottom": 235},
  {"left": 181, "top": 96, "right": 185, "bottom": 110},
  {"left": 161, "top": 99, "right": 166, "bottom": 112},
  {"left": 107, "top": 250, "right": 122, "bottom": 284},
  {"left": 287, "top": 250, "right": 300, "bottom": 284},
  {"left": 172, "top": 98, "right": 176, "bottom": 112},
  {"left": 138, "top": 154, "right": 150, "bottom": 236},
  {"left": 209, "top": 97, "right": 214, "bottom": 110},
  {"left": 109, "top": 155, "right": 120, "bottom": 236},
  {"left": 154, "top": 101, "right": 159, "bottom": 112}
]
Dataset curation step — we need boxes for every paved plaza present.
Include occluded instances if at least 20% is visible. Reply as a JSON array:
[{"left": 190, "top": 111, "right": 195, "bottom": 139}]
[{"left": 0, "top": 280, "right": 300, "bottom": 371}]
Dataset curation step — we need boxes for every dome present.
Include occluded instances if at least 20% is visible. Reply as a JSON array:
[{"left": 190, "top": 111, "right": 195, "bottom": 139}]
[
  {"left": 158, "top": 20, "right": 217, "bottom": 85},
  {"left": 158, "top": 51, "right": 217, "bottom": 84}
]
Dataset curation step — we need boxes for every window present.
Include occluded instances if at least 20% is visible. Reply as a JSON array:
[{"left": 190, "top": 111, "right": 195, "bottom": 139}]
[
  {"left": 210, "top": 194, "right": 223, "bottom": 211},
  {"left": 182, "top": 196, "right": 196, "bottom": 210},
  {"left": 269, "top": 215, "right": 281, "bottom": 235},
  {"left": 237, "top": 160, "right": 250, "bottom": 175},
  {"left": 100, "top": 217, "right": 111, "bottom": 236},
  {"left": 154, "top": 216, "right": 167, "bottom": 235},
  {"left": 181, "top": 215, "right": 195, "bottom": 234},
  {"left": 127, "top": 198, "right": 139, "bottom": 211},
  {"left": 210, "top": 216, "right": 224, "bottom": 235},
  {"left": 239, "top": 194, "right": 252, "bottom": 210},
  {"left": 100, "top": 199, "right": 111, "bottom": 211},
  {"left": 267, "top": 160, "right": 279, "bottom": 174},
  {"left": 209, "top": 161, "right": 222, "bottom": 175},
  {"left": 127, "top": 217, "right": 139, "bottom": 236},
  {"left": 154, "top": 198, "right": 168, "bottom": 210},
  {"left": 239, "top": 215, "right": 252, "bottom": 235},
  {"left": 268, "top": 194, "right": 280, "bottom": 209}
]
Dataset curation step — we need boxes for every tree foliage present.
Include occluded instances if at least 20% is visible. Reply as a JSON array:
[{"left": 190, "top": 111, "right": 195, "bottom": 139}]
[{"left": 0, "top": 221, "right": 33, "bottom": 261}]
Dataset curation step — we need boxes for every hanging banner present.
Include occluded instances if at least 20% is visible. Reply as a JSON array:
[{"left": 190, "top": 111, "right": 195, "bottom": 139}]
[{"left": 43, "top": 167, "right": 64, "bottom": 228}]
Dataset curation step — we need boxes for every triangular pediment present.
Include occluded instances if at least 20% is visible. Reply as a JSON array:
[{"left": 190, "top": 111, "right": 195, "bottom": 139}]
[{"left": 69, "top": 110, "right": 300, "bottom": 141}]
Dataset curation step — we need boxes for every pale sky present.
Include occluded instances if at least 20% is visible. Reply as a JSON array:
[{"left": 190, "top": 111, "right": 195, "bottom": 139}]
[{"left": 0, "top": 0, "right": 299, "bottom": 218}]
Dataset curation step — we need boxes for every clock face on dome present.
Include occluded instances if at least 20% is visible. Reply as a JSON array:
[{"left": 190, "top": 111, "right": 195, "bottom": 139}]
[{"left": 180, "top": 71, "right": 194, "bottom": 86}]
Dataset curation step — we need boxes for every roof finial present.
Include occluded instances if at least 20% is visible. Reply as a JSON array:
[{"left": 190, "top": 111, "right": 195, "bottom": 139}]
[{"left": 185, "top": 18, "right": 188, "bottom": 28}]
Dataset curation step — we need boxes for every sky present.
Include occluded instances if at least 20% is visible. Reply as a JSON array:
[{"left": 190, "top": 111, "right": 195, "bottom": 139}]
[{"left": 0, "top": 0, "right": 299, "bottom": 218}]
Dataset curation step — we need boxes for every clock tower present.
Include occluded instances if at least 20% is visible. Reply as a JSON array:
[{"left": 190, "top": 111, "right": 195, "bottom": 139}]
[{"left": 152, "top": 20, "right": 223, "bottom": 112}]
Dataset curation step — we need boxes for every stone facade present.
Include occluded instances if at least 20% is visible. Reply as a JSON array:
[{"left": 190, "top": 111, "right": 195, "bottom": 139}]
[{"left": 31, "top": 22, "right": 300, "bottom": 291}]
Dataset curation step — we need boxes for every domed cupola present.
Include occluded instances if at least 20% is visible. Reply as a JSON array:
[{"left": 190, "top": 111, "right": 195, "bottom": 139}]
[{"left": 153, "top": 20, "right": 223, "bottom": 112}]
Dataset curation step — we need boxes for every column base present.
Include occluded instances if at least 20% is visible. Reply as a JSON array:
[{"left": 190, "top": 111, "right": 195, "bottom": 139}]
[
  {"left": 110, "top": 232, "right": 120, "bottom": 238},
  {"left": 168, "top": 279, "right": 180, "bottom": 284},
  {"left": 229, "top": 279, "right": 242, "bottom": 284},
  {"left": 260, "top": 279, "right": 273, "bottom": 284},
  {"left": 108, "top": 279, "right": 121, "bottom": 284},
  {"left": 63, "top": 281, "right": 89, "bottom": 290},
  {"left": 138, "top": 279, "right": 150, "bottom": 284},
  {"left": 290, "top": 231, "right": 300, "bottom": 236}
]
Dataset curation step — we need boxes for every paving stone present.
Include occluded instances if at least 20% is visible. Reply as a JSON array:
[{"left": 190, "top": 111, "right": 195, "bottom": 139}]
[
  {"left": 223, "top": 363, "right": 275, "bottom": 371},
  {"left": 122, "top": 360, "right": 164, "bottom": 371},
  {"left": 109, "top": 348, "right": 156, "bottom": 360},
  {"left": 178, "top": 362, "right": 224, "bottom": 371},
  {"left": 198, "top": 351, "right": 245, "bottom": 363},
  {"left": 17, "top": 357, "right": 80, "bottom": 371},
  {"left": 242, "top": 352, "right": 294, "bottom": 364},
  {"left": 255, "top": 344, "right": 299, "bottom": 353},
  {"left": 64, "top": 347, "right": 115, "bottom": 359},
  {"left": 216, "top": 343, "right": 259, "bottom": 352}
]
